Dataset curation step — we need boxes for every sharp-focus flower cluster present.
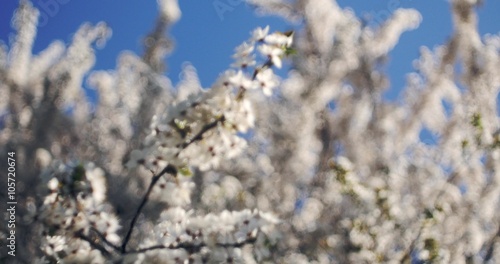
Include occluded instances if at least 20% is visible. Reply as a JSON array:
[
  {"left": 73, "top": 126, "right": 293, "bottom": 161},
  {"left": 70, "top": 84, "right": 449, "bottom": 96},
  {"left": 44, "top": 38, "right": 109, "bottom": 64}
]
[
  {"left": 126, "top": 207, "right": 279, "bottom": 263},
  {"left": 35, "top": 162, "right": 119, "bottom": 263},
  {"left": 126, "top": 26, "right": 292, "bottom": 173},
  {"left": 30, "top": 25, "right": 291, "bottom": 263}
]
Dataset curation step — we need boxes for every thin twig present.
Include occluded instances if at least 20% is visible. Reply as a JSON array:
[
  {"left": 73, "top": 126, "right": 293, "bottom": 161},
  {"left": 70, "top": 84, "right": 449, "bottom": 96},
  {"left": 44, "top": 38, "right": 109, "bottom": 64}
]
[
  {"left": 121, "top": 164, "right": 177, "bottom": 253},
  {"left": 122, "top": 114, "right": 225, "bottom": 253},
  {"left": 483, "top": 225, "right": 500, "bottom": 263},
  {"left": 77, "top": 231, "right": 112, "bottom": 257},
  {"left": 237, "top": 58, "right": 274, "bottom": 101},
  {"left": 90, "top": 227, "right": 121, "bottom": 252},
  {"left": 176, "top": 115, "right": 225, "bottom": 152},
  {"left": 125, "top": 236, "right": 257, "bottom": 255}
]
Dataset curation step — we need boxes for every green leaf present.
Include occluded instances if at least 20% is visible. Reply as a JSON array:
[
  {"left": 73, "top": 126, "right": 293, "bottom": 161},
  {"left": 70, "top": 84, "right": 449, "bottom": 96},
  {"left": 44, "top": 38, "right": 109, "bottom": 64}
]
[
  {"left": 179, "top": 166, "right": 192, "bottom": 177},
  {"left": 174, "top": 119, "right": 187, "bottom": 130},
  {"left": 471, "top": 113, "right": 483, "bottom": 130},
  {"left": 461, "top": 139, "right": 469, "bottom": 149},
  {"left": 424, "top": 238, "right": 440, "bottom": 261},
  {"left": 284, "top": 47, "right": 297, "bottom": 57}
]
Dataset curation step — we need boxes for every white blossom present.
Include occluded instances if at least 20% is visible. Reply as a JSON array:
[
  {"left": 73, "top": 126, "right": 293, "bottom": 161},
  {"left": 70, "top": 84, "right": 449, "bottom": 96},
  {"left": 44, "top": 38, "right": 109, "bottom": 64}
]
[
  {"left": 157, "top": 0, "right": 181, "bottom": 22},
  {"left": 258, "top": 44, "right": 284, "bottom": 68},
  {"left": 255, "top": 68, "right": 280, "bottom": 96},
  {"left": 252, "top": 26, "right": 270, "bottom": 42},
  {"left": 3, "top": 0, "right": 500, "bottom": 263},
  {"left": 229, "top": 70, "right": 256, "bottom": 90}
]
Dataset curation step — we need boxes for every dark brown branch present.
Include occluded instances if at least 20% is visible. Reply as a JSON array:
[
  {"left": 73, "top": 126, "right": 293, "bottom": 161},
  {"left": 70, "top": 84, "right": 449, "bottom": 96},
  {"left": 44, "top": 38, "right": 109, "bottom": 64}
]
[
  {"left": 237, "top": 58, "right": 274, "bottom": 100},
  {"left": 176, "top": 115, "right": 225, "bottom": 152},
  {"left": 90, "top": 227, "right": 121, "bottom": 252},
  {"left": 121, "top": 164, "right": 177, "bottom": 253},
  {"left": 126, "top": 236, "right": 257, "bottom": 255},
  {"left": 123, "top": 113, "right": 225, "bottom": 253},
  {"left": 483, "top": 225, "right": 500, "bottom": 263},
  {"left": 77, "top": 231, "right": 112, "bottom": 257}
]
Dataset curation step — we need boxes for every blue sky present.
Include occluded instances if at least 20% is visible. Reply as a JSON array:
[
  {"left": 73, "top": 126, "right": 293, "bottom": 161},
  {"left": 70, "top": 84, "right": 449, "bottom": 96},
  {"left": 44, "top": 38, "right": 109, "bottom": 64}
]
[{"left": 0, "top": 0, "right": 499, "bottom": 101}]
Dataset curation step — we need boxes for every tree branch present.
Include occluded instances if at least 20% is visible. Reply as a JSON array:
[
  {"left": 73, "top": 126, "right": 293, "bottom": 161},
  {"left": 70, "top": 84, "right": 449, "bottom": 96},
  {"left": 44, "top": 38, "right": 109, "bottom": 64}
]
[
  {"left": 176, "top": 115, "right": 225, "bottom": 152},
  {"left": 125, "top": 236, "right": 258, "bottom": 255},
  {"left": 77, "top": 231, "right": 112, "bottom": 258},
  {"left": 121, "top": 164, "right": 177, "bottom": 253},
  {"left": 90, "top": 227, "right": 121, "bottom": 253}
]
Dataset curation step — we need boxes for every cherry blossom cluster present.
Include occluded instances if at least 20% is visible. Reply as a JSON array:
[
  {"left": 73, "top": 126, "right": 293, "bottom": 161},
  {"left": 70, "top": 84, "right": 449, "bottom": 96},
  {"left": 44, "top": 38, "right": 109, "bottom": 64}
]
[
  {"left": 33, "top": 161, "right": 281, "bottom": 263},
  {"left": 125, "top": 207, "right": 279, "bottom": 263},
  {"left": 115, "top": 26, "right": 292, "bottom": 263},
  {"left": 30, "top": 26, "right": 292, "bottom": 263},
  {"left": 126, "top": 26, "right": 292, "bottom": 173},
  {"left": 34, "top": 162, "right": 119, "bottom": 263},
  {"left": 6, "top": 0, "right": 500, "bottom": 262}
]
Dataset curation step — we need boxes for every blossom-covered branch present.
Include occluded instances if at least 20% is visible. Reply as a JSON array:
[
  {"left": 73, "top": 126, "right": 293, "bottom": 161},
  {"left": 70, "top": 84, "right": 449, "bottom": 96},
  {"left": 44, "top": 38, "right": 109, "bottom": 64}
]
[{"left": 1, "top": 0, "right": 499, "bottom": 263}]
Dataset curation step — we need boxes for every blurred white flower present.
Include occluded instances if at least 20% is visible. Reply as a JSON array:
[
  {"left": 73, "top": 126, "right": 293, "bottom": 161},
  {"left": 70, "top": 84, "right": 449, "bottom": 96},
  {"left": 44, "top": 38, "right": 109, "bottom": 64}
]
[
  {"left": 229, "top": 70, "right": 256, "bottom": 90},
  {"left": 231, "top": 55, "right": 256, "bottom": 69},
  {"left": 157, "top": 0, "right": 181, "bottom": 22},
  {"left": 43, "top": 236, "right": 65, "bottom": 256},
  {"left": 233, "top": 42, "right": 255, "bottom": 59},
  {"left": 47, "top": 178, "right": 59, "bottom": 191},
  {"left": 258, "top": 44, "right": 284, "bottom": 68},
  {"left": 265, "top": 32, "right": 293, "bottom": 47},
  {"left": 252, "top": 26, "right": 270, "bottom": 42},
  {"left": 255, "top": 68, "right": 280, "bottom": 96}
]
